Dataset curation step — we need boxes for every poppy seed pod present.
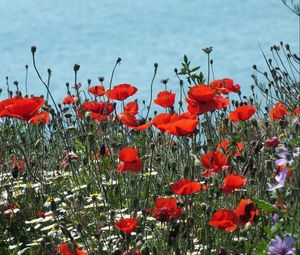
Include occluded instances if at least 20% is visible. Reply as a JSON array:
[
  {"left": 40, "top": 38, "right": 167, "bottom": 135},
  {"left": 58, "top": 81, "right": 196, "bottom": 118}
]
[
  {"left": 73, "top": 64, "right": 80, "bottom": 72},
  {"left": 31, "top": 45, "right": 37, "bottom": 54}
]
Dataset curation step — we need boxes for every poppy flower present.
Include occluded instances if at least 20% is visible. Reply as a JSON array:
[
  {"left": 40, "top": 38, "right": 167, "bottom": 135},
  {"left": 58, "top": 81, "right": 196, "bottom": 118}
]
[
  {"left": 0, "top": 97, "right": 19, "bottom": 112},
  {"left": 270, "top": 102, "right": 288, "bottom": 120},
  {"left": 10, "top": 156, "right": 25, "bottom": 174},
  {"left": 293, "top": 107, "right": 300, "bottom": 116},
  {"left": 200, "top": 151, "right": 229, "bottom": 176},
  {"left": 220, "top": 173, "right": 247, "bottom": 194},
  {"left": 154, "top": 90, "right": 176, "bottom": 108},
  {"left": 117, "top": 147, "right": 142, "bottom": 173},
  {"left": 185, "top": 84, "right": 229, "bottom": 115},
  {"left": 114, "top": 218, "right": 137, "bottom": 234},
  {"left": 77, "top": 101, "right": 114, "bottom": 122},
  {"left": 210, "top": 78, "right": 240, "bottom": 94},
  {"left": 170, "top": 179, "right": 206, "bottom": 196},
  {"left": 79, "top": 101, "right": 115, "bottom": 115},
  {"left": 118, "top": 113, "right": 152, "bottom": 131},
  {"left": 153, "top": 112, "right": 198, "bottom": 136},
  {"left": 89, "top": 85, "right": 105, "bottom": 96},
  {"left": 106, "top": 83, "right": 137, "bottom": 101},
  {"left": 229, "top": 105, "right": 256, "bottom": 122},
  {"left": 153, "top": 197, "right": 182, "bottom": 222},
  {"left": 29, "top": 111, "right": 50, "bottom": 126},
  {"left": 62, "top": 95, "right": 78, "bottom": 105},
  {"left": 216, "top": 139, "right": 244, "bottom": 158},
  {"left": 56, "top": 242, "right": 87, "bottom": 255},
  {"left": 264, "top": 137, "right": 280, "bottom": 148},
  {"left": 124, "top": 101, "right": 138, "bottom": 115},
  {"left": 208, "top": 209, "right": 238, "bottom": 232},
  {"left": 234, "top": 199, "right": 258, "bottom": 226},
  {"left": 0, "top": 96, "right": 45, "bottom": 121}
]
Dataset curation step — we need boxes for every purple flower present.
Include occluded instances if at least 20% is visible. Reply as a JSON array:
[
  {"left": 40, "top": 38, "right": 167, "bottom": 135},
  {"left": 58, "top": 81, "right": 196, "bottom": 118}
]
[
  {"left": 268, "top": 168, "right": 287, "bottom": 191},
  {"left": 273, "top": 214, "right": 279, "bottom": 224},
  {"left": 275, "top": 145, "right": 300, "bottom": 167},
  {"left": 268, "top": 235, "right": 296, "bottom": 255}
]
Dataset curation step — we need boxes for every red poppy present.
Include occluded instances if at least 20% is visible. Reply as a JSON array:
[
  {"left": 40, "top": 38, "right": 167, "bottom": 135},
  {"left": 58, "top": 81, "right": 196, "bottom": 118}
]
[
  {"left": 37, "top": 211, "right": 46, "bottom": 218},
  {"left": 106, "top": 84, "right": 137, "bottom": 101},
  {"left": 269, "top": 102, "right": 288, "bottom": 120},
  {"left": 220, "top": 173, "right": 247, "bottom": 194},
  {"left": 89, "top": 85, "right": 105, "bottom": 96},
  {"left": 124, "top": 101, "right": 138, "bottom": 115},
  {"left": 170, "top": 179, "right": 206, "bottom": 196},
  {"left": 0, "top": 96, "right": 45, "bottom": 121},
  {"left": 10, "top": 156, "right": 25, "bottom": 174},
  {"left": 114, "top": 218, "right": 137, "bottom": 234},
  {"left": 210, "top": 78, "right": 240, "bottom": 94},
  {"left": 153, "top": 197, "right": 182, "bottom": 222},
  {"left": 123, "top": 249, "right": 141, "bottom": 255},
  {"left": 185, "top": 84, "right": 229, "bottom": 115},
  {"left": 77, "top": 101, "right": 114, "bottom": 122},
  {"left": 153, "top": 112, "right": 198, "bottom": 136},
  {"left": 29, "top": 111, "right": 50, "bottom": 126},
  {"left": 264, "top": 137, "right": 280, "bottom": 147},
  {"left": 0, "top": 97, "right": 19, "bottom": 112},
  {"left": 229, "top": 105, "right": 256, "bottom": 122},
  {"left": 234, "top": 199, "right": 258, "bottom": 226},
  {"left": 216, "top": 139, "right": 244, "bottom": 158},
  {"left": 154, "top": 90, "right": 176, "bottom": 108},
  {"left": 79, "top": 101, "right": 115, "bottom": 115},
  {"left": 208, "top": 209, "right": 238, "bottom": 232},
  {"left": 117, "top": 147, "right": 142, "bottom": 173},
  {"left": 56, "top": 242, "right": 87, "bottom": 255},
  {"left": 293, "top": 107, "right": 300, "bottom": 116},
  {"left": 118, "top": 113, "right": 152, "bottom": 131},
  {"left": 62, "top": 95, "right": 78, "bottom": 105},
  {"left": 200, "top": 151, "right": 229, "bottom": 176}
]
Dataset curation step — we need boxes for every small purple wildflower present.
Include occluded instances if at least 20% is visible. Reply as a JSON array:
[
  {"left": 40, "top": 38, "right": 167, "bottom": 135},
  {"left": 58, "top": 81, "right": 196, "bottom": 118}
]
[
  {"left": 268, "top": 168, "right": 287, "bottom": 191},
  {"left": 268, "top": 235, "right": 296, "bottom": 255},
  {"left": 275, "top": 145, "right": 300, "bottom": 167},
  {"left": 273, "top": 213, "right": 279, "bottom": 224}
]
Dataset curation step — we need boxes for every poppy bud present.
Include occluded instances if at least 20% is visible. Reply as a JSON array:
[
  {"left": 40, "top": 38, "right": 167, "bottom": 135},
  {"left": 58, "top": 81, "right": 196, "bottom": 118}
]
[
  {"left": 73, "top": 64, "right": 80, "bottom": 72},
  {"left": 285, "top": 43, "right": 290, "bottom": 51},
  {"left": 154, "top": 63, "right": 158, "bottom": 69},
  {"left": 31, "top": 45, "right": 37, "bottom": 54},
  {"left": 116, "top": 57, "right": 122, "bottom": 63}
]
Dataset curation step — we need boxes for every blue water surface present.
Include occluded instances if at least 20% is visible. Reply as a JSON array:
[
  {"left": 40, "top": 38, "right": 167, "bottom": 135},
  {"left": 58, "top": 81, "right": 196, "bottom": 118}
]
[{"left": 0, "top": 0, "right": 298, "bottom": 102}]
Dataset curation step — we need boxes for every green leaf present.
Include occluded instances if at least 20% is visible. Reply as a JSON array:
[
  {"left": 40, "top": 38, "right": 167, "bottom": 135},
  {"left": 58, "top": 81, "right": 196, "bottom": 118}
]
[{"left": 252, "top": 198, "right": 277, "bottom": 212}]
